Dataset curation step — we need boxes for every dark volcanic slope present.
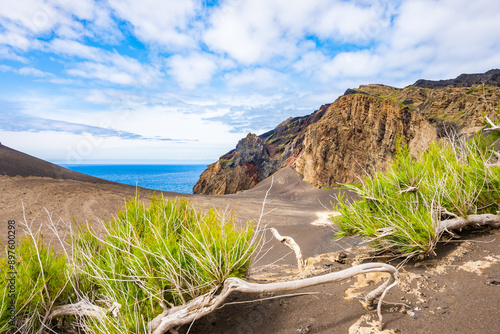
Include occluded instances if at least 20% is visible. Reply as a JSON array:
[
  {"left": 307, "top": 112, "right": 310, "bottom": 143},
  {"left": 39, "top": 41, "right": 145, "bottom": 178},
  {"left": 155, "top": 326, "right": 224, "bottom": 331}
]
[
  {"left": 0, "top": 143, "right": 111, "bottom": 183},
  {"left": 413, "top": 68, "right": 500, "bottom": 88}
]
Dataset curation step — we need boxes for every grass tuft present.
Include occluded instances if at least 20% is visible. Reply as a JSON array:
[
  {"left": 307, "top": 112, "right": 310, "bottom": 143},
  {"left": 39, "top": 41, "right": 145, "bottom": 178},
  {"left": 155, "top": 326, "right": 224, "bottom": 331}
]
[
  {"left": 1, "top": 196, "right": 257, "bottom": 333},
  {"left": 333, "top": 131, "right": 500, "bottom": 259}
]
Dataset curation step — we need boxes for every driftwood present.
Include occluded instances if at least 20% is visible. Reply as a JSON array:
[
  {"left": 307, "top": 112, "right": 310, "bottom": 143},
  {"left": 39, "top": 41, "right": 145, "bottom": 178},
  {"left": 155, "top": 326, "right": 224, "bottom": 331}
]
[
  {"left": 48, "top": 230, "right": 400, "bottom": 333},
  {"left": 439, "top": 212, "right": 500, "bottom": 232},
  {"left": 47, "top": 300, "right": 121, "bottom": 320},
  {"left": 149, "top": 262, "right": 399, "bottom": 333},
  {"left": 46, "top": 262, "right": 399, "bottom": 333},
  {"left": 484, "top": 116, "right": 500, "bottom": 132},
  {"left": 270, "top": 227, "right": 306, "bottom": 271},
  {"left": 148, "top": 231, "right": 398, "bottom": 333}
]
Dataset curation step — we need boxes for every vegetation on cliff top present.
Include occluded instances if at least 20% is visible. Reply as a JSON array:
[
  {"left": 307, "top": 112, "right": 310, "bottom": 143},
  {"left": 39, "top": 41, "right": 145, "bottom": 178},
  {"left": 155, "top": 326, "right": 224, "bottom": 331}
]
[{"left": 333, "top": 124, "right": 500, "bottom": 260}]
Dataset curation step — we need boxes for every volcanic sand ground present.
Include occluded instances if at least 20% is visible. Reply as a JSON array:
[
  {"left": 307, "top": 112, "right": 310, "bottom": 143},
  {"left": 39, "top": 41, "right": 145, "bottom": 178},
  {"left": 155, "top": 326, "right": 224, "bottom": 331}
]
[{"left": 1, "top": 158, "right": 499, "bottom": 333}]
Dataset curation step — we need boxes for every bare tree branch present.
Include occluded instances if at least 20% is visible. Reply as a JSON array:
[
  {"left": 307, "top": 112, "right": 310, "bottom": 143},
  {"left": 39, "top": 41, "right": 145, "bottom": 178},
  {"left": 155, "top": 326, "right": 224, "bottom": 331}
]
[
  {"left": 439, "top": 213, "right": 500, "bottom": 233},
  {"left": 47, "top": 300, "right": 121, "bottom": 321},
  {"left": 149, "top": 262, "right": 399, "bottom": 333},
  {"left": 484, "top": 116, "right": 500, "bottom": 132},
  {"left": 270, "top": 227, "right": 306, "bottom": 271}
]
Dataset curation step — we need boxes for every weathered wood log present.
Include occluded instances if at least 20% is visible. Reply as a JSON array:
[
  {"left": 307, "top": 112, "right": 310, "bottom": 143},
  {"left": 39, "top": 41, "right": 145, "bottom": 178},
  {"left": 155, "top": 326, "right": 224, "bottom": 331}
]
[
  {"left": 47, "top": 300, "right": 121, "bottom": 321},
  {"left": 439, "top": 212, "right": 500, "bottom": 233},
  {"left": 149, "top": 262, "right": 399, "bottom": 333}
]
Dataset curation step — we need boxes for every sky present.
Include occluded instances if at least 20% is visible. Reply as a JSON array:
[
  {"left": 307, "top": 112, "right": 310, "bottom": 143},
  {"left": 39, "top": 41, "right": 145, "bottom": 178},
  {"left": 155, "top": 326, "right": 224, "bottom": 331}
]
[{"left": 0, "top": 0, "right": 499, "bottom": 165}]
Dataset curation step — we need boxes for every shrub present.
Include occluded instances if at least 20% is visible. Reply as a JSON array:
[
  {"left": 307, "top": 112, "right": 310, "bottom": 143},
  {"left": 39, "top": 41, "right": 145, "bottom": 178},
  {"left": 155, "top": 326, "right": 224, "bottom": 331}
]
[
  {"left": 333, "top": 133, "right": 500, "bottom": 259},
  {"left": 74, "top": 195, "right": 256, "bottom": 332},
  {"left": 0, "top": 196, "right": 256, "bottom": 333},
  {"left": 0, "top": 236, "right": 74, "bottom": 333}
]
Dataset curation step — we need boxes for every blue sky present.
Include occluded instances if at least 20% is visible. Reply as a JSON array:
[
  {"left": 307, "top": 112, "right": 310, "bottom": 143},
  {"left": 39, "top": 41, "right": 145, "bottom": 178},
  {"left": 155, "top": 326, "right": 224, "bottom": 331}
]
[{"left": 1, "top": 0, "right": 499, "bottom": 164}]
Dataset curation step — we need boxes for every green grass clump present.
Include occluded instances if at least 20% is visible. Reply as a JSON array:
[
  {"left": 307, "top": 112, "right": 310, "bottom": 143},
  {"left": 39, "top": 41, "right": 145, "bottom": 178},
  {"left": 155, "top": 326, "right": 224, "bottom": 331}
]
[
  {"left": 75, "top": 196, "right": 255, "bottom": 332},
  {"left": 0, "top": 236, "right": 75, "bottom": 332},
  {"left": 1, "top": 196, "right": 256, "bottom": 333},
  {"left": 333, "top": 132, "right": 500, "bottom": 259}
]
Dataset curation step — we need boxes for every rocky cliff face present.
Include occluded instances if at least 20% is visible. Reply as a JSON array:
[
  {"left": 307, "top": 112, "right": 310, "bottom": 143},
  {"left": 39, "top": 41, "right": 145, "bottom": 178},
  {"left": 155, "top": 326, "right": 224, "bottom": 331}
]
[
  {"left": 350, "top": 81, "right": 500, "bottom": 137},
  {"left": 293, "top": 94, "right": 437, "bottom": 187},
  {"left": 194, "top": 70, "right": 500, "bottom": 195},
  {"left": 192, "top": 105, "right": 329, "bottom": 194}
]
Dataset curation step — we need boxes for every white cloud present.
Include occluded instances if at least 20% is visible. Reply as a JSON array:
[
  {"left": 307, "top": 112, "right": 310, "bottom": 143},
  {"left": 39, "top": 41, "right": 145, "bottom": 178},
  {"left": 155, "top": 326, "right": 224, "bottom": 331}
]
[
  {"left": 224, "top": 68, "right": 288, "bottom": 89},
  {"left": 203, "top": 0, "right": 392, "bottom": 65},
  {"left": 309, "top": 1, "right": 387, "bottom": 42},
  {"left": 0, "top": 0, "right": 60, "bottom": 35},
  {"left": 48, "top": 39, "right": 161, "bottom": 86},
  {"left": 166, "top": 53, "right": 218, "bottom": 89},
  {"left": 0, "top": 64, "right": 55, "bottom": 78},
  {"left": 0, "top": 0, "right": 120, "bottom": 50},
  {"left": 108, "top": 0, "right": 199, "bottom": 48},
  {"left": 204, "top": 0, "right": 303, "bottom": 64},
  {"left": 18, "top": 66, "right": 52, "bottom": 77},
  {"left": 0, "top": 65, "right": 14, "bottom": 72},
  {"left": 48, "top": 39, "right": 105, "bottom": 61},
  {"left": 322, "top": 50, "right": 383, "bottom": 79},
  {"left": 293, "top": 51, "right": 328, "bottom": 76},
  {"left": 0, "top": 46, "right": 28, "bottom": 62},
  {"left": 67, "top": 63, "right": 137, "bottom": 85},
  {"left": 387, "top": 0, "right": 500, "bottom": 79},
  {"left": 0, "top": 30, "right": 38, "bottom": 51},
  {"left": 290, "top": 0, "right": 500, "bottom": 87}
]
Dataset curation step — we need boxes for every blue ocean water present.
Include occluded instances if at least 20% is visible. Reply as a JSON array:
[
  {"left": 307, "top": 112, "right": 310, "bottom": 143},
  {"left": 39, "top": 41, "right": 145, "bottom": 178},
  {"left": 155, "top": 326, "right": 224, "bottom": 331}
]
[{"left": 63, "top": 165, "right": 207, "bottom": 194}]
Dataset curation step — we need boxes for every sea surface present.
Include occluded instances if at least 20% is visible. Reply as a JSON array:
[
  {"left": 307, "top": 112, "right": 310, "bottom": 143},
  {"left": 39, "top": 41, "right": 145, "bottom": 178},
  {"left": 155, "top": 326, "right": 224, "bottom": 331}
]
[{"left": 63, "top": 164, "right": 207, "bottom": 194}]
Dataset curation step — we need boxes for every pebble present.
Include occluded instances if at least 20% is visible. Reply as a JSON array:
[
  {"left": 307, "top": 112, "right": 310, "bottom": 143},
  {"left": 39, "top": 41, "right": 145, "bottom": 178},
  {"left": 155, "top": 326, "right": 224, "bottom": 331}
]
[
  {"left": 437, "top": 306, "right": 447, "bottom": 314},
  {"left": 297, "top": 325, "right": 312, "bottom": 333},
  {"left": 409, "top": 312, "right": 415, "bottom": 317},
  {"left": 414, "top": 307, "right": 421, "bottom": 311}
]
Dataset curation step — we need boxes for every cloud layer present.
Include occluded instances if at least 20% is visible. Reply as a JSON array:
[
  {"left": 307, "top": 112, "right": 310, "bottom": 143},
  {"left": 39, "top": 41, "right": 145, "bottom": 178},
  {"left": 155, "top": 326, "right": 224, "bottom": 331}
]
[{"left": 1, "top": 0, "right": 499, "bottom": 161}]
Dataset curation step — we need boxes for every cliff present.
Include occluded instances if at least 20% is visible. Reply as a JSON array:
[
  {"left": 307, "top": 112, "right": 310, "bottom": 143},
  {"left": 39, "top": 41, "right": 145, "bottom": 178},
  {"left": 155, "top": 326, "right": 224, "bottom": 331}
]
[
  {"left": 192, "top": 104, "right": 329, "bottom": 194},
  {"left": 293, "top": 94, "right": 436, "bottom": 187},
  {"left": 194, "top": 70, "right": 500, "bottom": 195}
]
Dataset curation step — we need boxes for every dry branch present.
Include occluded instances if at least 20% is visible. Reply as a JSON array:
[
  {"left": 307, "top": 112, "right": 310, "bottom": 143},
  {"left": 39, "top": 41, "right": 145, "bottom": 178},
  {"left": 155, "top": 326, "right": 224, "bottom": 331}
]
[
  {"left": 484, "top": 116, "right": 500, "bottom": 132},
  {"left": 47, "top": 300, "right": 121, "bottom": 321},
  {"left": 149, "top": 262, "right": 399, "bottom": 333},
  {"left": 270, "top": 227, "right": 306, "bottom": 271},
  {"left": 439, "top": 212, "right": 500, "bottom": 233}
]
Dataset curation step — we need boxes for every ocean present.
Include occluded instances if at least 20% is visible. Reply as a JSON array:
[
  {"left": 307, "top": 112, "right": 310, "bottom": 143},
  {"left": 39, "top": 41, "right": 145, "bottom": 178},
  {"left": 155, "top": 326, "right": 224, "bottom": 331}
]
[{"left": 63, "top": 164, "right": 207, "bottom": 194}]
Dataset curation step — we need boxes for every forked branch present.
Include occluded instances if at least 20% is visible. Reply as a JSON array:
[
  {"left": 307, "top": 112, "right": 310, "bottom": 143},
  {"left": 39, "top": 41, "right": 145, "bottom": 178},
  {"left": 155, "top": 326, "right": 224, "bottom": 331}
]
[
  {"left": 484, "top": 116, "right": 500, "bottom": 132},
  {"left": 149, "top": 262, "right": 399, "bottom": 333}
]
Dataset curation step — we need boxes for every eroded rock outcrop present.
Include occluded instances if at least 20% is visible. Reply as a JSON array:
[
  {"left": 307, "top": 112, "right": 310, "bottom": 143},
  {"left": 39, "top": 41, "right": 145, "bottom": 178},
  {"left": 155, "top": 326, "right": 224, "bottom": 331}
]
[
  {"left": 293, "top": 94, "right": 436, "bottom": 187},
  {"left": 194, "top": 70, "right": 500, "bottom": 195},
  {"left": 193, "top": 105, "right": 328, "bottom": 194}
]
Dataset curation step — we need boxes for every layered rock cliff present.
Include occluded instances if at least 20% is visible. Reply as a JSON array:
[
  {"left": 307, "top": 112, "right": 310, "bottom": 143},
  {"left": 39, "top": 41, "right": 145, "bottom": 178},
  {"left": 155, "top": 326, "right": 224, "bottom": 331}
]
[
  {"left": 192, "top": 104, "right": 329, "bottom": 194},
  {"left": 194, "top": 70, "right": 500, "bottom": 195},
  {"left": 293, "top": 94, "right": 437, "bottom": 187}
]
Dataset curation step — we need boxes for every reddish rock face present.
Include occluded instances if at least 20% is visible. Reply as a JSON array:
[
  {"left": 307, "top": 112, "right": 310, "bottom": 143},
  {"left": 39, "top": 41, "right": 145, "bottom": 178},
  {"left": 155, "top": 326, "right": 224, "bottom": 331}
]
[
  {"left": 192, "top": 107, "right": 328, "bottom": 195},
  {"left": 193, "top": 72, "right": 500, "bottom": 195}
]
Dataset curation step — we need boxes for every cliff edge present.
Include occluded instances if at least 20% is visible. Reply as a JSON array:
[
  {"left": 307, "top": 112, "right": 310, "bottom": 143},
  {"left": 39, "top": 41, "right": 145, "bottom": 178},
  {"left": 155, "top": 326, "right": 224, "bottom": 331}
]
[{"left": 194, "top": 70, "right": 500, "bottom": 195}]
